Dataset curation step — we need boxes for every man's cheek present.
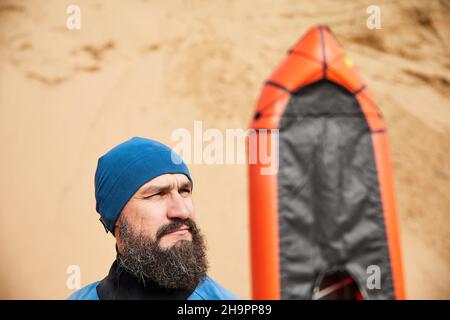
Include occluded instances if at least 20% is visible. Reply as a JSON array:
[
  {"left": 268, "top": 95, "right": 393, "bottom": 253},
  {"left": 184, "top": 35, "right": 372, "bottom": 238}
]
[
  {"left": 136, "top": 207, "right": 159, "bottom": 236},
  {"left": 142, "top": 226, "right": 158, "bottom": 240}
]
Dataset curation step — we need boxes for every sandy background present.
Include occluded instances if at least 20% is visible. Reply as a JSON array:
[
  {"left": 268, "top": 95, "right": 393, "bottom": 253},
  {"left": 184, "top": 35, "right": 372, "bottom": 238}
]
[{"left": 0, "top": 0, "right": 449, "bottom": 299}]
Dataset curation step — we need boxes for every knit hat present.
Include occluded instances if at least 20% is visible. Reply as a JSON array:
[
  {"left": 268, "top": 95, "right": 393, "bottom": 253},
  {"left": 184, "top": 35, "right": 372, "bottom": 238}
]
[{"left": 94, "top": 137, "right": 191, "bottom": 233}]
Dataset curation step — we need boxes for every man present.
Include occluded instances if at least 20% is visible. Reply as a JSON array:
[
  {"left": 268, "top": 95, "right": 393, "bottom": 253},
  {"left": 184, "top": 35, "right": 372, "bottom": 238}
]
[{"left": 69, "top": 137, "right": 239, "bottom": 300}]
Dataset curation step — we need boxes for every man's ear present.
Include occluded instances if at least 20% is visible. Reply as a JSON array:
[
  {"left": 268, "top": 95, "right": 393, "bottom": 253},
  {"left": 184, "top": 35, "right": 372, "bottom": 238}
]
[
  {"left": 114, "top": 225, "right": 122, "bottom": 254},
  {"left": 113, "top": 213, "right": 123, "bottom": 241},
  {"left": 114, "top": 212, "right": 127, "bottom": 254}
]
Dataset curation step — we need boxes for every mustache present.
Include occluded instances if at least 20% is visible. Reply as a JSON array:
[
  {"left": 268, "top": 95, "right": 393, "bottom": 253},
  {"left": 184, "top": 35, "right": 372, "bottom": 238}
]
[{"left": 155, "top": 218, "right": 198, "bottom": 242}]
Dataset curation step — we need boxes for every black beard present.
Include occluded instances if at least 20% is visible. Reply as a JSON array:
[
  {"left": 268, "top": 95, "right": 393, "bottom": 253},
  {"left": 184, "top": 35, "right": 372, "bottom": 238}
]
[{"left": 117, "top": 217, "right": 208, "bottom": 291}]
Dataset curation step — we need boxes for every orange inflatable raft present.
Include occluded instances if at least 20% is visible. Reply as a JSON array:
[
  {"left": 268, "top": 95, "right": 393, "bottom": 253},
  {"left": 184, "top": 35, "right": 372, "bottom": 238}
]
[{"left": 248, "top": 25, "right": 405, "bottom": 300}]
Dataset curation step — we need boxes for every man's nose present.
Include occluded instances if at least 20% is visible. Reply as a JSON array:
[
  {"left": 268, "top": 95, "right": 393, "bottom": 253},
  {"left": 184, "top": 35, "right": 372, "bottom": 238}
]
[{"left": 166, "top": 192, "right": 191, "bottom": 220}]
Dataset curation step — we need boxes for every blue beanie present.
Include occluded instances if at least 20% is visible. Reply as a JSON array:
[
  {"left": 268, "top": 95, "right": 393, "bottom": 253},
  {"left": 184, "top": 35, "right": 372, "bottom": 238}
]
[{"left": 94, "top": 137, "right": 191, "bottom": 233}]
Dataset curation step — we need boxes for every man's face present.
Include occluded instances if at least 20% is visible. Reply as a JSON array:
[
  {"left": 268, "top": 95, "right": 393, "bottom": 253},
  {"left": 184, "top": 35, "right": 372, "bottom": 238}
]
[
  {"left": 116, "top": 173, "right": 195, "bottom": 250},
  {"left": 113, "top": 173, "right": 207, "bottom": 290}
]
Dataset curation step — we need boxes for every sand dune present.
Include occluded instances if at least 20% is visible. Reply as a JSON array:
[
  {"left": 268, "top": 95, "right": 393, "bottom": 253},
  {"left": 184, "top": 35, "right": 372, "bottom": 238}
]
[{"left": 0, "top": 0, "right": 448, "bottom": 299}]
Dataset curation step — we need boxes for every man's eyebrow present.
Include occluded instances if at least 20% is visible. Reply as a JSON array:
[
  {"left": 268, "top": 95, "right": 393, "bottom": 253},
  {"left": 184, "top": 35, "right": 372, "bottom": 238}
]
[
  {"left": 142, "top": 184, "right": 171, "bottom": 194},
  {"left": 179, "top": 181, "right": 193, "bottom": 190},
  {"left": 142, "top": 180, "right": 192, "bottom": 194}
]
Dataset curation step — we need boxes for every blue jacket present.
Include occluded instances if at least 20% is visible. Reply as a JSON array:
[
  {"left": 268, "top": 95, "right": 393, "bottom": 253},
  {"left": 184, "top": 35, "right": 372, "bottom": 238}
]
[{"left": 68, "top": 276, "right": 239, "bottom": 300}]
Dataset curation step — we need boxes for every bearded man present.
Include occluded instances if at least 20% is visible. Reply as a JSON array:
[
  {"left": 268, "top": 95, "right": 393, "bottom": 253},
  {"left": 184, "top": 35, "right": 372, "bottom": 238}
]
[{"left": 68, "top": 137, "right": 238, "bottom": 300}]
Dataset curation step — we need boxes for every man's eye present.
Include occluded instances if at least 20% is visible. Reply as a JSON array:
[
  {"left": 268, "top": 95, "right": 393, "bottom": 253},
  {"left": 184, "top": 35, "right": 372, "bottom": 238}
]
[
  {"left": 145, "top": 192, "right": 164, "bottom": 199},
  {"left": 180, "top": 188, "right": 191, "bottom": 195}
]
